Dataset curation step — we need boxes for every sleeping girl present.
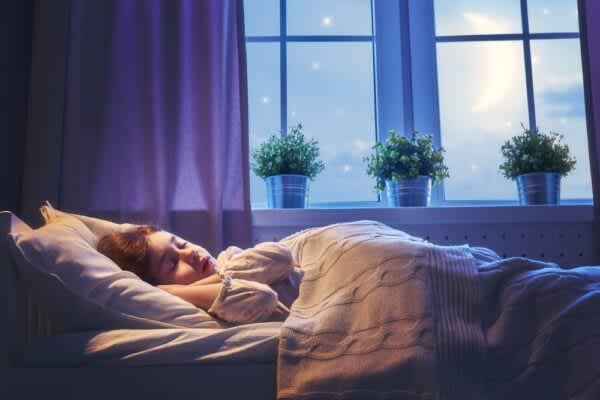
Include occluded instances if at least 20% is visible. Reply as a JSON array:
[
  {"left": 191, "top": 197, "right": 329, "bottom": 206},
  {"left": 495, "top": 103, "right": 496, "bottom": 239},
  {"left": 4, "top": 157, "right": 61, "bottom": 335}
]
[{"left": 97, "top": 226, "right": 303, "bottom": 325}]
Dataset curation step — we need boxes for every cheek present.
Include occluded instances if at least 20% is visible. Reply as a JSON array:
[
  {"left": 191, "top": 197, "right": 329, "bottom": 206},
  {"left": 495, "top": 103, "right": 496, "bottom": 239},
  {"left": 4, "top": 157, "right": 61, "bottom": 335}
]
[
  {"left": 155, "top": 270, "right": 172, "bottom": 285},
  {"left": 194, "top": 245, "right": 212, "bottom": 258},
  {"left": 176, "top": 265, "right": 204, "bottom": 284}
]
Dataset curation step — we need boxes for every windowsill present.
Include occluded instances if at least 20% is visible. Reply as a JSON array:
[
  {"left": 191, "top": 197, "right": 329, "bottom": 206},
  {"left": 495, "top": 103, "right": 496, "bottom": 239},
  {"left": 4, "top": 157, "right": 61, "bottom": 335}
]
[
  {"left": 252, "top": 202, "right": 595, "bottom": 227},
  {"left": 252, "top": 199, "right": 593, "bottom": 209}
]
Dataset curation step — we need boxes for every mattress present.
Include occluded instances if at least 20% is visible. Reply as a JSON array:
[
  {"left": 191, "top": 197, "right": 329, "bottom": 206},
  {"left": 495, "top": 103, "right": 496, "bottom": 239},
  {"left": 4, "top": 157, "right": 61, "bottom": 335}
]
[{"left": 21, "top": 322, "right": 281, "bottom": 367}]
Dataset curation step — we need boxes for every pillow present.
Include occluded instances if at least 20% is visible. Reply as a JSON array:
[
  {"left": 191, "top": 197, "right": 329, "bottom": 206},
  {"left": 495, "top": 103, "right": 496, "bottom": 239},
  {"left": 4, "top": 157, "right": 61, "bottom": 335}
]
[
  {"left": 40, "top": 201, "right": 138, "bottom": 244},
  {"left": 8, "top": 212, "right": 222, "bottom": 332}
]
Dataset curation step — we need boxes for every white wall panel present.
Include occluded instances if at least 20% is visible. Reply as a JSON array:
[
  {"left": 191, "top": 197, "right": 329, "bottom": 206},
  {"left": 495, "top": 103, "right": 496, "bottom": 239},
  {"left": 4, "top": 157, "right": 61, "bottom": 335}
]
[{"left": 252, "top": 206, "right": 599, "bottom": 268}]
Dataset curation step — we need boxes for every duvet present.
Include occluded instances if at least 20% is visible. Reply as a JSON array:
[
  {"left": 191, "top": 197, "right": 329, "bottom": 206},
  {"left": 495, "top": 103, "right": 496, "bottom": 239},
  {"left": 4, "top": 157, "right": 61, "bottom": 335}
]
[{"left": 277, "top": 220, "right": 600, "bottom": 400}]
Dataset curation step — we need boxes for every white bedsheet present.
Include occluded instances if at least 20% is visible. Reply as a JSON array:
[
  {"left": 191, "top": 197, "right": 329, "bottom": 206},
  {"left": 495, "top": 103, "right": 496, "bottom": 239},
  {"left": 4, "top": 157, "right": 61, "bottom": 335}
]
[{"left": 21, "top": 322, "right": 281, "bottom": 367}]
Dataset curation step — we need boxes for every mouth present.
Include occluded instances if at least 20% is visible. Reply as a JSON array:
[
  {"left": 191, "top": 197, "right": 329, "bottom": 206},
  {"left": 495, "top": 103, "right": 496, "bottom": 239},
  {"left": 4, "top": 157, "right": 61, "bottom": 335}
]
[
  {"left": 199, "top": 257, "right": 207, "bottom": 273},
  {"left": 200, "top": 256, "right": 215, "bottom": 275},
  {"left": 204, "top": 257, "right": 215, "bottom": 274}
]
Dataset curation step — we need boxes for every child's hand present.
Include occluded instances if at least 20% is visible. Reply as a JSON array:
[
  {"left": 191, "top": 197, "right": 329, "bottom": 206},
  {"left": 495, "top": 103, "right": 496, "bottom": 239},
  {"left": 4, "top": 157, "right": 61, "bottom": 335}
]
[{"left": 216, "top": 245, "right": 244, "bottom": 266}]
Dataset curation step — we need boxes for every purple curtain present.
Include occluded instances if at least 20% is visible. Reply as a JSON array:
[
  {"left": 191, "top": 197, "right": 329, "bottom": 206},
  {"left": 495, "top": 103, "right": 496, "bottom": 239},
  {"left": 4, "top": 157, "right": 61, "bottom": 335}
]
[
  {"left": 583, "top": 0, "right": 600, "bottom": 216},
  {"left": 57, "top": 0, "right": 251, "bottom": 253}
]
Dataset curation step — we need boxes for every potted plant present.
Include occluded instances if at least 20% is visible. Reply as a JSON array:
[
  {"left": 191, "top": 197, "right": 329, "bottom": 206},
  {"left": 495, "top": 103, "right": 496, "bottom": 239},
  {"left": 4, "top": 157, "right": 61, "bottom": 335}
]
[
  {"left": 364, "top": 130, "right": 449, "bottom": 207},
  {"left": 499, "top": 124, "right": 576, "bottom": 205},
  {"left": 251, "top": 124, "right": 325, "bottom": 208}
]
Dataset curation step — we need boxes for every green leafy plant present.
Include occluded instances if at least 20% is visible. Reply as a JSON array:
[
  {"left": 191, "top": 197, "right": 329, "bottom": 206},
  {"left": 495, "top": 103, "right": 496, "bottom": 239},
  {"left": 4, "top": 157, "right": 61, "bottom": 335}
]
[
  {"left": 499, "top": 124, "right": 576, "bottom": 179},
  {"left": 251, "top": 124, "right": 325, "bottom": 180},
  {"left": 364, "top": 130, "right": 449, "bottom": 192}
]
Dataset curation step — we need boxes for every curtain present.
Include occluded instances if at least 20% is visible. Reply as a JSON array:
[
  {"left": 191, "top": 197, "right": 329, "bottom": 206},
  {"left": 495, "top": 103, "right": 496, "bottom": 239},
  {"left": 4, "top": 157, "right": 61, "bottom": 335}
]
[
  {"left": 25, "top": 0, "right": 252, "bottom": 254},
  {"left": 582, "top": 0, "right": 600, "bottom": 218}
]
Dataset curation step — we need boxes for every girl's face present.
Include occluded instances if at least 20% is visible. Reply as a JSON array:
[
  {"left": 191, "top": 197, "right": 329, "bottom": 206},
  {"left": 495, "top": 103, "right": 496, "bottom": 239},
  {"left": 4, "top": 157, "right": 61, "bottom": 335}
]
[{"left": 146, "top": 231, "right": 216, "bottom": 285}]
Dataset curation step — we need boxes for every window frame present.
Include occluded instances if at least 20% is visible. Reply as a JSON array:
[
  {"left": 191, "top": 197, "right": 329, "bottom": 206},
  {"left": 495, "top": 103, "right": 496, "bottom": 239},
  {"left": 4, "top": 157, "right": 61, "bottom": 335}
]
[
  {"left": 245, "top": 0, "right": 377, "bottom": 140},
  {"left": 246, "top": 0, "right": 379, "bottom": 208},
  {"left": 424, "top": 0, "right": 583, "bottom": 130},
  {"left": 412, "top": 0, "right": 587, "bottom": 204},
  {"left": 245, "top": 0, "right": 593, "bottom": 209}
]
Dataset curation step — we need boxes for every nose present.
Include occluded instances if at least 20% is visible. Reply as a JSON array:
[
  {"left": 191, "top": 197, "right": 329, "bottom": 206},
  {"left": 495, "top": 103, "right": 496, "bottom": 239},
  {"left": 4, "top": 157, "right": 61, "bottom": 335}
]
[{"left": 180, "top": 248, "right": 200, "bottom": 265}]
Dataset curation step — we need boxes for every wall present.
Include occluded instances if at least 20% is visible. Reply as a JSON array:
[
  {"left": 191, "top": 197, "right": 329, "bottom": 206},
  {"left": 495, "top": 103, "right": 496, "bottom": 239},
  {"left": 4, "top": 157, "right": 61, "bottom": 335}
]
[
  {"left": 6, "top": 1, "right": 600, "bottom": 232},
  {"left": 20, "top": 0, "right": 72, "bottom": 227},
  {"left": 0, "top": 0, "right": 34, "bottom": 215},
  {"left": 253, "top": 206, "right": 598, "bottom": 268},
  {"left": 582, "top": 0, "right": 600, "bottom": 217}
]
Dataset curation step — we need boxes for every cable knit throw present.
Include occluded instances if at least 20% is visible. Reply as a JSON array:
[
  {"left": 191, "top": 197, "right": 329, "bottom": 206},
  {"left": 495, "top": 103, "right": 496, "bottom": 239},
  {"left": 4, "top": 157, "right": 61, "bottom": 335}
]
[{"left": 277, "top": 220, "right": 600, "bottom": 400}]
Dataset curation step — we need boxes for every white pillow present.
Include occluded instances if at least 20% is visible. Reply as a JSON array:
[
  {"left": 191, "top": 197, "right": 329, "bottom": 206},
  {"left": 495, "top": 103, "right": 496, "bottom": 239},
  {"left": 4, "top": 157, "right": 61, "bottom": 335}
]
[
  {"left": 40, "top": 201, "right": 138, "bottom": 244},
  {"left": 8, "top": 212, "right": 222, "bottom": 332}
]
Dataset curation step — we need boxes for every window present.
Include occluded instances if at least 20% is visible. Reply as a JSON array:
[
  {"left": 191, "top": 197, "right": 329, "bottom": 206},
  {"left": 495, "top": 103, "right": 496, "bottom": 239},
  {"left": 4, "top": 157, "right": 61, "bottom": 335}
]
[
  {"left": 244, "top": 0, "right": 377, "bottom": 207},
  {"left": 244, "top": 0, "right": 592, "bottom": 207},
  {"left": 434, "top": 0, "right": 591, "bottom": 202}
]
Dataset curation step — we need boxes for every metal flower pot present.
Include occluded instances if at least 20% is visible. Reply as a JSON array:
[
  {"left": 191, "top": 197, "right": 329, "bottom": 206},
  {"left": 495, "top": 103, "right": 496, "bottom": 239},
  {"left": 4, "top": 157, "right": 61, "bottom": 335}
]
[
  {"left": 385, "top": 176, "right": 432, "bottom": 207},
  {"left": 265, "top": 174, "right": 309, "bottom": 208},
  {"left": 516, "top": 172, "right": 561, "bottom": 205}
]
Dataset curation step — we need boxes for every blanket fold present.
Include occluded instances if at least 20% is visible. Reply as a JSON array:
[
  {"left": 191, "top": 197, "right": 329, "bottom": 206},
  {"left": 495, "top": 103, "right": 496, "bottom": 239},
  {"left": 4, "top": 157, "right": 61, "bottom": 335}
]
[
  {"left": 278, "top": 221, "right": 481, "bottom": 399},
  {"left": 278, "top": 221, "right": 600, "bottom": 399}
]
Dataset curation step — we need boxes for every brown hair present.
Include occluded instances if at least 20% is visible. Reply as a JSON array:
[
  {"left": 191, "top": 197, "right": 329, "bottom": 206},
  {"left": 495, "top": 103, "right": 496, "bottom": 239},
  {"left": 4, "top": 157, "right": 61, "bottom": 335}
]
[{"left": 97, "top": 226, "right": 160, "bottom": 284}]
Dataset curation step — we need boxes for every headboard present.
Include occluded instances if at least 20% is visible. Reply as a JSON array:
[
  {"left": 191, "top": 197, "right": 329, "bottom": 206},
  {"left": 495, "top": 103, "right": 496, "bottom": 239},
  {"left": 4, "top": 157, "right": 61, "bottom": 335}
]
[
  {"left": 252, "top": 208, "right": 600, "bottom": 268},
  {"left": 0, "top": 211, "right": 51, "bottom": 368}
]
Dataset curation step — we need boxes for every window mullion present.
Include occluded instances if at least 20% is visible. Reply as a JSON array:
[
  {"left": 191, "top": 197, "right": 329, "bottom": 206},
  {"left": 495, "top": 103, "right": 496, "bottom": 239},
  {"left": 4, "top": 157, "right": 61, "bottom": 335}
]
[
  {"left": 372, "top": 0, "right": 405, "bottom": 145},
  {"left": 520, "top": 0, "right": 537, "bottom": 130},
  {"left": 370, "top": 0, "right": 380, "bottom": 203},
  {"left": 400, "top": 0, "right": 414, "bottom": 134},
  {"left": 409, "top": 0, "right": 444, "bottom": 202},
  {"left": 280, "top": 0, "right": 287, "bottom": 136}
]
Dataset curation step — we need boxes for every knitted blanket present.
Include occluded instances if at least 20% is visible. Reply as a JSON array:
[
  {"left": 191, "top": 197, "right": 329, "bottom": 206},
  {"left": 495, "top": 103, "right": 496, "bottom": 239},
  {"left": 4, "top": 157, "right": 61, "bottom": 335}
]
[{"left": 278, "top": 220, "right": 600, "bottom": 399}]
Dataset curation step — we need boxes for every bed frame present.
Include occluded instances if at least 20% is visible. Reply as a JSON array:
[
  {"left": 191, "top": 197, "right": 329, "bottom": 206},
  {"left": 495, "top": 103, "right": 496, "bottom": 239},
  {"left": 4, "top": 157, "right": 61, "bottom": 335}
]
[
  {"left": 0, "top": 211, "right": 277, "bottom": 400},
  {"left": 3, "top": 207, "right": 598, "bottom": 399}
]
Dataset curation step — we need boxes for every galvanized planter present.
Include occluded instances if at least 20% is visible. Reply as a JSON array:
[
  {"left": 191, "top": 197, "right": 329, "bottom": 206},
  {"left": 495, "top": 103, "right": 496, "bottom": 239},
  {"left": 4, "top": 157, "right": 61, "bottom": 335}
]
[
  {"left": 265, "top": 174, "right": 309, "bottom": 208},
  {"left": 385, "top": 176, "right": 432, "bottom": 207},
  {"left": 516, "top": 172, "right": 561, "bottom": 205}
]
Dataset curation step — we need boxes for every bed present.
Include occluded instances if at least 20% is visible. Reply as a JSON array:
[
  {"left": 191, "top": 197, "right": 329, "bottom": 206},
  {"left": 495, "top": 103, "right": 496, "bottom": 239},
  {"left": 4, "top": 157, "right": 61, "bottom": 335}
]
[
  {"left": 0, "top": 211, "right": 278, "bottom": 400},
  {"left": 4, "top": 210, "right": 600, "bottom": 399}
]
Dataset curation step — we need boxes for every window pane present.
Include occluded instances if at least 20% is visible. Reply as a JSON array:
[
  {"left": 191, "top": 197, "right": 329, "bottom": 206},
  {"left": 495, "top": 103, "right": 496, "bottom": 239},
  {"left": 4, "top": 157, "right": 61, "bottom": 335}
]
[
  {"left": 287, "top": 0, "right": 372, "bottom": 36},
  {"left": 244, "top": 0, "right": 280, "bottom": 36},
  {"left": 531, "top": 39, "right": 591, "bottom": 199},
  {"left": 247, "top": 43, "right": 281, "bottom": 205},
  {"left": 434, "top": 0, "right": 522, "bottom": 36},
  {"left": 287, "top": 42, "right": 376, "bottom": 203},
  {"left": 437, "top": 41, "right": 529, "bottom": 200},
  {"left": 527, "top": 0, "right": 579, "bottom": 33}
]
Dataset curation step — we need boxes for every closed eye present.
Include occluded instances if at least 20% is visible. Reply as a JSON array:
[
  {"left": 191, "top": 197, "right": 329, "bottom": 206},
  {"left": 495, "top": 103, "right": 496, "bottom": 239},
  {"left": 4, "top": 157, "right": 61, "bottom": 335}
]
[
  {"left": 163, "top": 249, "right": 179, "bottom": 271},
  {"left": 178, "top": 241, "right": 188, "bottom": 249}
]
